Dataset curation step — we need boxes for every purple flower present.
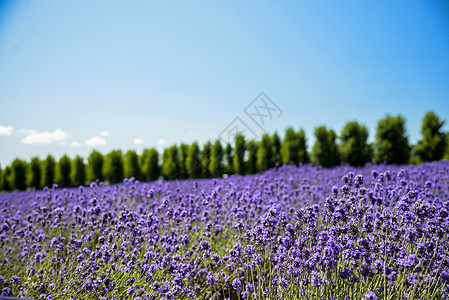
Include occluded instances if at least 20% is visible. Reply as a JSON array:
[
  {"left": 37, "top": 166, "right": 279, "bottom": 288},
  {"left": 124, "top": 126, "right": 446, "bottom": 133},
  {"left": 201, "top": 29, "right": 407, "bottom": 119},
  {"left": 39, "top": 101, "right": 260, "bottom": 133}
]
[
  {"left": 365, "top": 291, "right": 377, "bottom": 300},
  {"left": 232, "top": 278, "right": 241, "bottom": 291},
  {"left": 127, "top": 286, "right": 135, "bottom": 295},
  {"left": 1, "top": 287, "right": 11, "bottom": 296}
]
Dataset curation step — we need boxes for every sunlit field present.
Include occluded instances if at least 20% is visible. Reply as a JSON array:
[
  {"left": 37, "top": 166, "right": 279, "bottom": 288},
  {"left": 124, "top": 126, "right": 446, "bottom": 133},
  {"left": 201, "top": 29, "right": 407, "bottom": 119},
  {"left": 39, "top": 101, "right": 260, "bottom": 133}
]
[{"left": 1, "top": 162, "right": 448, "bottom": 299}]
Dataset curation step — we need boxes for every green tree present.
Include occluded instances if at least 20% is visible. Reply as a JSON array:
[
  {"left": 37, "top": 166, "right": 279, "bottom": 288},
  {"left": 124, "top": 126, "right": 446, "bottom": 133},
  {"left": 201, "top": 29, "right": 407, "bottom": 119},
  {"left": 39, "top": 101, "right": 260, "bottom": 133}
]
[
  {"left": 141, "top": 148, "right": 160, "bottom": 181},
  {"left": 416, "top": 111, "right": 447, "bottom": 162},
  {"left": 272, "top": 132, "right": 282, "bottom": 166},
  {"left": 209, "top": 139, "right": 224, "bottom": 178},
  {"left": 1, "top": 166, "right": 12, "bottom": 191},
  {"left": 257, "top": 133, "right": 274, "bottom": 172},
  {"left": 43, "top": 155, "right": 56, "bottom": 188},
  {"left": 104, "top": 150, "right": 124, "bottom": 184},
  {"left": 72, "top": 156, "right": 86, "bottom": 186},
  {"left": 247, "top": 140, "right": 258, "bottom": 174},
  {"left": 374, "top": 114, "right": 411, "bottom": 165},
  {"left": 88, "top": 150, "right": 104, "bottom": 182},
  {"left": 162, "top": 145, "right": 181, "bottom": 179},
  {"left": 186, "top": 142, "right": 202, "bottom": 178},
  {"left": 11, "top": 158, "right": 27, "bottom": 190},
  {"left": 339, "top": 121, "right": 373, "bottom": 166},
  {"left": 233, "top": 134, "right": 247, "bottom": 175},
  {"left": 179, "top": 143, "right": 190, "bottom": 179},
  {"left": 224, "top": 142, "right": 234, "bottom": 175},
  {"left": 312, "top": 125, "right": 339, "bottom": 168},
  {"left": 29, "top": 156, "right": 42, "bottom": 189},
  {"left": 445, "top": 132, "right": 449, "bottom": 160},
  {"left": 281, "top": 127, "right": 309, "bottom": 165},
  {"left": 124, "top": 150, "right": 143, "bottom": 180},
  {"left": 57, "top": 154, "right": 72, "bottom": 187},
  {"left": 201, "top": 141, "right": 212, "bottom": 178}
]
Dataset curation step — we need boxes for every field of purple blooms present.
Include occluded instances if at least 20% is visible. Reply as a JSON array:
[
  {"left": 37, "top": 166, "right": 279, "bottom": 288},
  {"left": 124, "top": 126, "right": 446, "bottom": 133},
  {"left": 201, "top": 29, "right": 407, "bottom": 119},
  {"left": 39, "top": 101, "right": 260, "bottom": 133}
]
[{"left": 0, "top": 162, "right": 449, "bottom": 300}]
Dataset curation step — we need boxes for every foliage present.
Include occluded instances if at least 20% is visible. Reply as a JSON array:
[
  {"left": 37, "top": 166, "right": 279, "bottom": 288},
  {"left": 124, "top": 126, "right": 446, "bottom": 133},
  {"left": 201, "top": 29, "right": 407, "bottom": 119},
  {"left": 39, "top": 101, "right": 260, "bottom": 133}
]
[
  {"left": 272, "top": 131, "right": 282, "bottom": 166},
  {"left": 0, "top": 166, "right": 12, "bottom": 191},
  {"left": 141, "top": 148, "right": 160, "bottom": 181},
  {"left": 124, "top": 150, "right": 143, "bottom": 181},
  {"left": 374, "top": 114, "right": 411, "bottom": 165},
  {"left": 186, "top": 142, "right": 202, "bottom": 179},
  {"left": 281, "top": 127, "right": 309, "bottom": 165},
  {"left": 416, "top": 111, "right": 447, "bottom": 162},
  {"left": 209, "top": 140, "right": 224, "bottom": 178},
  {"left": 57, "top": 154, "right": 72, "bottom": 188},
  {"left": 233, "top": 133, "right": 247, "bottom": 175},
  {"left": 29, "top": 156, "right": 42, "bottom": 189},
  {"left": 257, "top": 133, "right": 274, "bottom": 172},
  {"left": 88, "top": 150, "right": 104, "bottom": 182},
  {"left": 179, "top": 143, "right": 190, "bottom": 179},
  {"left": 72, "top": 155, "right": 86, "bottom": 187},
  {"left": 312, "top": 125, "right": 339, "bottom": 168},
  {"left": 339, "top": 121, "right": 373, "bottom": 166},
  {"left": 11, "top": 158, "right": 27, "bottom": 190},
  {"left": 224, "top": 142, "right": 234, "bottom": 175},
  {"left": 104, "top": 150, "right": 124, "bottom": 184},
  {"left": 201, "top": 141, "right": 212, "bottom": 178},
  {"left": 246, "top": 140, "right": 258, "bottom": 174},
  {"left": 43, "top": 155, "right": 56, "bottom": 188}
]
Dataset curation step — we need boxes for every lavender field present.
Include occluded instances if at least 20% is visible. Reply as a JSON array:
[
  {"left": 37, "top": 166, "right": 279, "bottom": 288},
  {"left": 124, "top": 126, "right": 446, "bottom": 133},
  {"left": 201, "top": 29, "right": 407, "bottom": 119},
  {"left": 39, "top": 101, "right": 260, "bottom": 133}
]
[{"left": 1, "top": 162, "right": 449, "bottom": 300}]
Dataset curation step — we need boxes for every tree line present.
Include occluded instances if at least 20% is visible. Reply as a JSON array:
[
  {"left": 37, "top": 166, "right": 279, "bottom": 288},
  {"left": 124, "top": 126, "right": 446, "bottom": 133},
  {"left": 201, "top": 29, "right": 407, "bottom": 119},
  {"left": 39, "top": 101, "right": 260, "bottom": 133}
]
[{"left": 1, "top": 111, "right": 448, "bottom": 191}]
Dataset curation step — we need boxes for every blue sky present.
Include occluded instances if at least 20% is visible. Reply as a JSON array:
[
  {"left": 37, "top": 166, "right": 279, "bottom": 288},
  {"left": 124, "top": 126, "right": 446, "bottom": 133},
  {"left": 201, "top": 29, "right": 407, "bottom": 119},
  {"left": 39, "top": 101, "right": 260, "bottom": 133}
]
[{"left": 0, "top": 0, "right": 448, "bottom": 166}]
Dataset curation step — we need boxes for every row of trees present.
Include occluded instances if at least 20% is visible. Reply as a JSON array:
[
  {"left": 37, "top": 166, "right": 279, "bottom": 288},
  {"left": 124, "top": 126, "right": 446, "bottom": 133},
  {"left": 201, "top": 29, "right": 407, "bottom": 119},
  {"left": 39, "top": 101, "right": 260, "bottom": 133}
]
[{"left": 1, "top": 111, "right": 448, "bottom": 191}]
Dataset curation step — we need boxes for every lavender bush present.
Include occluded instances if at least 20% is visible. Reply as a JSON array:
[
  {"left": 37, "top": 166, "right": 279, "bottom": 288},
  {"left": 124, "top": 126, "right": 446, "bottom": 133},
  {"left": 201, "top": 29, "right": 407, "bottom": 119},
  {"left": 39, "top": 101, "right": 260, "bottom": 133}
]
[{"left": 0, "top": 162, "right": 448, "bottom": 299}]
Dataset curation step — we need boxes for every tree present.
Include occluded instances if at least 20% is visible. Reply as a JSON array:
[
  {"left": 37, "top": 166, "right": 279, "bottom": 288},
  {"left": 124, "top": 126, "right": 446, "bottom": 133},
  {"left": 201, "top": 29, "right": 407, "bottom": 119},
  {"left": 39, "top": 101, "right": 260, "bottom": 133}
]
[
  {"left": 186, "top": 142, "right": 202, "bottom": 178},
  {"left": 281, "top": 127, "right": 309, "bottom": 165},
  {"left": 415, "top": 111, "right": 447, "bottom": 162},
  {"left": 141, "top": 148, "right": 160, "bottom": 181},
  {"left": 1, "top": 166, "right": 12, "bottom": 191},
  {"left": 57, "top": 154, "right": 72, "bottom": 187},
  {"left": 162, "top": 145, "right": 181, "bottom": 179},
  {"left": 11, "top": 158, "right": 27, "bottom": 190},
  {"left": 209, "top": 139, "right": 224, "bottom": 178},
  {"left": 312, "top": 125, "right": 339, "bottom": 168},
  {"left": 224, "top": 142, "right": 234, "bottom": 175},
  {"left": 124, "top": 150, "right": 143, "bottom": 180},
  {"left": 179, "top": 143, "right": 189, "bottom": 179},
  {"left": 247, "top": 140, "right": 258, "bottom": 174},
  {"left": 374, "top": 114, "right": 410, "bottom": 165},
  {"left": 257, "top": 133, "right": 274, "bottom": 172},
  {"left": 29, "top": 156, "right": 42, "bottom": 189},
  {"left": 43, "top": 155, "right": 56, "bottom": 188},
  {"left": 296, "top": 128, "right": 310, "bottom": 164},
  {"left": 104, "top": 150, "right": 124, "bottom": 184},
  {"left": 272, "top": 132, "right": 282, "bottom": 166},
  {"left": 339, "top": 121, "right": 372, "bottom": 166},
  {"left": 201, "top": 141, "right": 212, "bottom": 178},
  {"left": 233, "top": 133, "right": 247, "bottom": 175},
  {"left": 73, "top": 156, "right": 86, "bottom": 186},
  {"left": 88, "top": 150, "right": 104, "bottom": 182}
]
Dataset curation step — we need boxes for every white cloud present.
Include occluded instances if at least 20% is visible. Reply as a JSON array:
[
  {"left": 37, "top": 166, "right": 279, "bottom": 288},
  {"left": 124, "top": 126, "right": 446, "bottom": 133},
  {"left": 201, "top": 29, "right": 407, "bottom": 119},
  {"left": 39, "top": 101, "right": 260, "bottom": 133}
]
[
  {"left": 0, "top": 125, "right": 13, "bottom": 136},
  {"left": 85, "top": 136, "right": 106, "bottom": 147},
  {"left": 134, "top": 138, "right": 144, "bottom": 145},
  {"left": 22, "top": 129, "right": 70, "bottom": 144},
  {"left": 70, "top": 141, "right": 82, "bottom": 147},
  {"left": 100, "top": 131, "right": 109, "bottom": 137},
  {"left": 158, "top": 138, "right": 166, "bottom": 146},
  {"left": 17, "top": 128, "right": 35, "bottom": 135}
]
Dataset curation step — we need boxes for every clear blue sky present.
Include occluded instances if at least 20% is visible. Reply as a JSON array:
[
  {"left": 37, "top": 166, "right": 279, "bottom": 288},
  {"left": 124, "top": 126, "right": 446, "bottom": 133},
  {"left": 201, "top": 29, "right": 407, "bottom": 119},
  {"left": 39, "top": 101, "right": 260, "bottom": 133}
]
[{"left": 1, "top": 0, "right": 448, "bottom": 166}]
